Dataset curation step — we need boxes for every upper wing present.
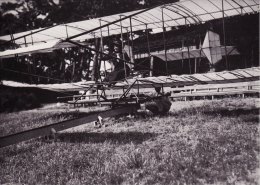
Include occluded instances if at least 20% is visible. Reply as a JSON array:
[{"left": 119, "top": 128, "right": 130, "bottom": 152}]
[{"left": 0, "top": 0, "right": 258, "bottom": 58}]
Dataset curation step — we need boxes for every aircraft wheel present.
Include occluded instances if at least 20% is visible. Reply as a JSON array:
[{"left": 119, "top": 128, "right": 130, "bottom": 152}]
[{"left": 145, "top": 96, "right": 172, "bottom": 115}]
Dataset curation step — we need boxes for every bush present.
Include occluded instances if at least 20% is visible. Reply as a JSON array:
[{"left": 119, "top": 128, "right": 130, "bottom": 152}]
[{"left": 0, "top": 90, "right": 40, "bottom": 112}]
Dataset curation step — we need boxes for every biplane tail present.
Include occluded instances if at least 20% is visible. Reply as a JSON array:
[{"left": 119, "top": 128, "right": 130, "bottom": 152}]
[{"left": 202, "top": 30, "right": 222, "bottom": 65}]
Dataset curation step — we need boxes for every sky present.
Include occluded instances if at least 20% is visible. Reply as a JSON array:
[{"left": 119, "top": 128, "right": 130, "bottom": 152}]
[{"left": 0, "top": 0, "right": 18, "bottom": 4}]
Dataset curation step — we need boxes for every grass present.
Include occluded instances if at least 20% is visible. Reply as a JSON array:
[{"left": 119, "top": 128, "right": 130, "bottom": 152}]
[
  {"left": 0, "top": 98, "right": 259, "bottom": 184},
  {"left": 0, "top": 104, "right": 107, "bottom": 136}
]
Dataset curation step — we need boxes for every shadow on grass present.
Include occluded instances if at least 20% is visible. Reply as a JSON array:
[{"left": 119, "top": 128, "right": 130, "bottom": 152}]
[
  {"left": 204, "top": 108, "right": 260, "bottom": 117},
  {"left": 58, "top": 131, "right": 157, "bottom": 144}
]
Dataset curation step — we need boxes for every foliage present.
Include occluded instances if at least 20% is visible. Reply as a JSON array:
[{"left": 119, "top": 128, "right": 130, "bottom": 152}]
[
  {"left": 0, "top": 0, "right": 177, "bottom": 36},
  {"left": 0, "top": 89, "right": 40, "bottom": 113}
]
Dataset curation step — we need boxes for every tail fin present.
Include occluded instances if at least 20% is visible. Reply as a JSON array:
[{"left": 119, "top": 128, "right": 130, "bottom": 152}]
[{"left": 202, "top": 30, "right": 222, "bottom": 65}]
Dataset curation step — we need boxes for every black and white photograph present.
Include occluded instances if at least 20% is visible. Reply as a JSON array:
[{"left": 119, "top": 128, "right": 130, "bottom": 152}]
[{"left": 0, "top": 0, "right": 259, "bottom": 184}]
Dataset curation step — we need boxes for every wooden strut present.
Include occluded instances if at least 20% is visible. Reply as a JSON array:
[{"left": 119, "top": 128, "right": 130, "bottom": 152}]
[
  {"left": 119, "top": 15, "right": 127, "bottom": 79},
  {"left": 129, "top": 17, "right": 135, "bottom": 62},
  {"left": 222, "top": 0, "right": 229, "bottom": 70},
  {"left": 146, "top": 24, "right": 153, "bottom": 77},
  {"left": 116, "top": 80, "right": 137, "bottom": 103},
  {"left": 0, "top": 105, "right": 139, "bottom": 148},
  {"left": 99, "top": 19, "right": 107, "bottom": 78},
  {"left": 161, "top": 7, "right": 168, "bottom": 75},
  {"left": 184, "top": 18, "right": 192, "bottom": 74}
]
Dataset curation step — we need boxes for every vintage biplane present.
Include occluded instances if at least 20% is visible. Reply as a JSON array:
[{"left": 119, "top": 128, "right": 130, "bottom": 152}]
[{"left": 0, "top": 0, "right": 259, "bottom": 147}]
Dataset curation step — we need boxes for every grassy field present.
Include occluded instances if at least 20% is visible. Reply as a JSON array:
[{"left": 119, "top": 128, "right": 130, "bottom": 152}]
[
  {"left": 0, "top": 104, "right": 107, "bottom": 137},
  {"left": 0, "top": 98, "right": 259, "bottom": 184}
]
